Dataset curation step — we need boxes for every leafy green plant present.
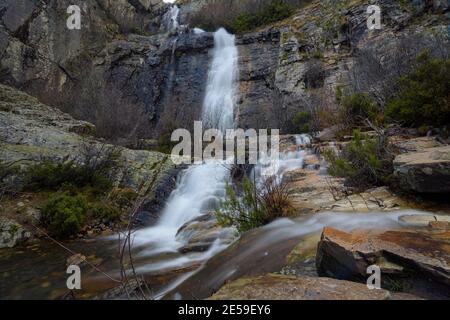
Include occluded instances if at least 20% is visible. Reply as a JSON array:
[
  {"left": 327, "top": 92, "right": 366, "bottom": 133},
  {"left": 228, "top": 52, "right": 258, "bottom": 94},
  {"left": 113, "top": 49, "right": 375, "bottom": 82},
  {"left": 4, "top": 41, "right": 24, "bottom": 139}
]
[
  {"left": 41, "top": 192, "right": 88, "bottom": 238},
  {"left": 386, "top": 51, "right": 450, "bottom": 128},
  {"left": 324, "top": 130, "right": 394, "bottom": 190}
]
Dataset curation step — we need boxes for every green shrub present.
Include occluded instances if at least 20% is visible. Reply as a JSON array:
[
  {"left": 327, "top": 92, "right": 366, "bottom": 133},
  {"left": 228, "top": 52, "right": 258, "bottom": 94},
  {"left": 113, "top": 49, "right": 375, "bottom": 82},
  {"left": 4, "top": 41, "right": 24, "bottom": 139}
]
[
  {"left": 41, "top": 193, "right": 88, "bottom": 238},
  {"left": 231, "top": 2, "right": 295, "bottom": 33},
  {"left": 0, "top": 159, "right": 20, "bottom": 197},
  {"left": 189, "top": 0, "right": 303, "bottom": 34},
  {"left": 110, "top": 188, "right": 138, "bottom": 210},
  {"left": 88, "top": 201, "right": 121, "bottom": 222},
  {"left": 386, "top": 52, "right": 450, "bottom": 128},
  {"left": 22, "top": 144, "right": 121, "bottom": 193},
  {"left": 23, "top": 160, "right": 113, "bottom": 194},
  {"left": 216, "top": 176, "right": 293, "bottom": 233},
  {"left": 293, "top": 111, "right": 312, "bottom": 133},
  {"left": 324, "top": 130, "right": 394, "bottom": 190},
  {"left": 338, "top": 93, "right": 379, "bottom": 130}
]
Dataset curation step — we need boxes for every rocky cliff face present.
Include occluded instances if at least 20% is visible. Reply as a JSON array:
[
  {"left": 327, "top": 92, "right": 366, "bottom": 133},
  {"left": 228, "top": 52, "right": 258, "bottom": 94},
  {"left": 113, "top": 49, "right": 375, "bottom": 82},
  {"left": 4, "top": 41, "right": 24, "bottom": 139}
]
[
  {"left": 0, "top": 83, "right": 176, "bottom": 212},
  {"left": 0, "top": 0, "right": 448, "bottom": 140}
]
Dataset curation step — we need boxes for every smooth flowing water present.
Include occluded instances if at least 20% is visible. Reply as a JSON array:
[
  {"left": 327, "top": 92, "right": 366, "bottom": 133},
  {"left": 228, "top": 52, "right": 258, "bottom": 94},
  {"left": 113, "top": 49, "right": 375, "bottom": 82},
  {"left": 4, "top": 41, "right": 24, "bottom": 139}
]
[
  {"left": 162, "top": 209, "right": 433, "bottom": 299},
  {"left": 202, "top": 28, "right": 238, "bottom": 131},
  {"left": 130, "top": 28, "right": 239, "bottom": 272}
]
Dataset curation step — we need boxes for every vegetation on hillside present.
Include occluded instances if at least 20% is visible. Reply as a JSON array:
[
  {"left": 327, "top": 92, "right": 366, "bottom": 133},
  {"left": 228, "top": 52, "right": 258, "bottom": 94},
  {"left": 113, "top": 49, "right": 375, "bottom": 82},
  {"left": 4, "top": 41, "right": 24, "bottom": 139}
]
[
  {"left": 324, "top": 50, "right": 449, "bottom": 191},
  {"left": 188, "top": 0, "right": 310, "bottom": 33},
  {"left": 0, "top": 158, "right": 20, "bottom": 200},
  {"left": 1, "top": 143, "right": 138, "bottom": 238},
  {"left": 386, "top": 51, "right": 450, "bottom": 129}
]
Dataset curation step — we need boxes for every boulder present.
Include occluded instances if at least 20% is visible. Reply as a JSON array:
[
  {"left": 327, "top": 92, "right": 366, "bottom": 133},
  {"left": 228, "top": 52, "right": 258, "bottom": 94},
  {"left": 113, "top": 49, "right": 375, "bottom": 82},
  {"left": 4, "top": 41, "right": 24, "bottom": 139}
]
[
  {"left": 0, "top": 217, "right": 31, "bottom": 248},
  {"left": 209, "top": 274, "right": 392, "bottom": 300},
  {"left": 392, "top": 136, "right": 444, "bottom": 153},
  {"left": 393, "top": 146, "right": 450, "bottom": 193},
  {"left": 316, "top": 126, "right": 339, "bottom": 142},
  {"left": 316, "top": 227, "right": 450, "bottom": 293},
  {"left": 176, "top": 214, "right": 237, "bottom": 253}
]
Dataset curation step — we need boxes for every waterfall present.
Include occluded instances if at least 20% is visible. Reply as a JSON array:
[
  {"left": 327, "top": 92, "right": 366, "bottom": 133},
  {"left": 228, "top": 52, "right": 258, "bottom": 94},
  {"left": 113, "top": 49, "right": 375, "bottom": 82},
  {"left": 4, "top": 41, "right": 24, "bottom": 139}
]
[
  {"left": 164, "top": 5, "right": 180, "bottom": 32},
  {"left": 133, "top": 29, "right": 238, "bottom": 259},
  {"left": 202, "top": 28, "right": 238, "bottom": 131}
]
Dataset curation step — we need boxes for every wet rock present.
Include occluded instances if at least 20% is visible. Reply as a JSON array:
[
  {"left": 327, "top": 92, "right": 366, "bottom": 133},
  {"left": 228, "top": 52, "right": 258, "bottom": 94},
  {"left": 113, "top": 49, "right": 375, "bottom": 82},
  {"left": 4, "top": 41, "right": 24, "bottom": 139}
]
[
  {"left": 316, "top": 227, "right": 450, "bottom": 290},
  {"left": 0, "top": 217, "right": 31, "bottom": 248},
  {"left": 66, "top": 254, "right": 86, "bottom": 267},
  {"left": 209, "top": 274, "right": 392, "bottom": 300},
  {"left": 95, "top": 278, "right": 148, "bottom": 300},
  {"left": 429, "top": 221, "right": 450, "bottom": 230},
  {"left": 289, "top": 167, "right": 405, "bottom": 213},
  {"left": 176, "top": 214, "right": 237, "bottom": 254},
  {"left": 394, "top": 146, "right": 450, "bottom": 193},
  {"left": 399, "top": 214, "right": 450, "bottom": 227},
  {"left": 179, "top": 227, "right": 236, "bottom": 254},
  {"left": 329, "top": 187, "right": 406, "bottom": 212}
]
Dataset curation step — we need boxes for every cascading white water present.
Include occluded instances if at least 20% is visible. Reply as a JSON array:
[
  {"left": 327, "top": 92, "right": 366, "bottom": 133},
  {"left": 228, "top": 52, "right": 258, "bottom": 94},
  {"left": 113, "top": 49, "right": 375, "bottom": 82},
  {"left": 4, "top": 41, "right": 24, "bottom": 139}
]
[
  {"left": 202, "top": 28, "right": 238, "bottom": 131},
  {"left": 132, "top": 29, "right": 238, "bottom": 260},
  {"left": 254, "top": 134, "right": 312, "bottom": 184},
  {"left": 164, "top": 5, "right": 180, "bottom": 31}
]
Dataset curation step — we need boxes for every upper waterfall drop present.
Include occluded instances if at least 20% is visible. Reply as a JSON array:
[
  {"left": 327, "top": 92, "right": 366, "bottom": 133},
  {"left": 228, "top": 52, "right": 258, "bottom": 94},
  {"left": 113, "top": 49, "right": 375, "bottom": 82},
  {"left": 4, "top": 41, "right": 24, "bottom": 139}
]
[
  {"left": 164, "top": 5, "right": 180, "bottom": 32},
  {"left": 202, "top": 28, "right": 238, "bottom": 131}
]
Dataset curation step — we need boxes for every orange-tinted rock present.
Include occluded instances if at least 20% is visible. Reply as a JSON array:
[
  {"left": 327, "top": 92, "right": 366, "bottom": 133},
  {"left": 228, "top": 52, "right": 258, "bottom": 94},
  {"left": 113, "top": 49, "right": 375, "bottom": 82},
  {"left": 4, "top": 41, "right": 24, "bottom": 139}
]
[
  {"left": 316, "top": 227, "right": 450, "bottom": 289},
  {"left": 429, "top": 221, "right": 450, "bottom": 230}
]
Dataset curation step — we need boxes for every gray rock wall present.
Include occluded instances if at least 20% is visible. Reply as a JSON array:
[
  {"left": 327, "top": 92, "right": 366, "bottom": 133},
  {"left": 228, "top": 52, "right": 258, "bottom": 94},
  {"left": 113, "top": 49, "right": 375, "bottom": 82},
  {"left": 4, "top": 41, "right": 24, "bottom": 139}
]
[{"left": 0, "top": 0, "right": 448, "bottom": 139}]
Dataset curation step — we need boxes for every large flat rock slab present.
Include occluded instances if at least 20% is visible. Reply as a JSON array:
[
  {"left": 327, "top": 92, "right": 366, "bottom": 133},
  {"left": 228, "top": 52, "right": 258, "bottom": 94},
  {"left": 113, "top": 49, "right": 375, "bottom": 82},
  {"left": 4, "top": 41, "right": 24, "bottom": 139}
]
[
  {"left": 209, "top": 274, "right": 392, "bottom": 300},
  {"left": 316, "top": 227, "right": 450, "bottom": 294},
  {"left": 393, "top": 146, "right": 450, "bottom": 193}
]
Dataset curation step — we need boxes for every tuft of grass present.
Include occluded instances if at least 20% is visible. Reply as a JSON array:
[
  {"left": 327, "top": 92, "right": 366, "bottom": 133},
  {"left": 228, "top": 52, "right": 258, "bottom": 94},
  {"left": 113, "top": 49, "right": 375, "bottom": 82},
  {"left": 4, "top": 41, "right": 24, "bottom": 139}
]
[{"left": 216, "top": 176, "right": 294, "bottom": 233}]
